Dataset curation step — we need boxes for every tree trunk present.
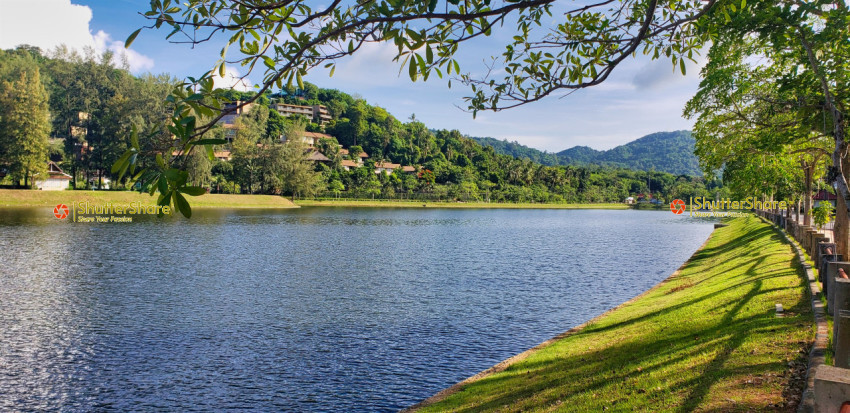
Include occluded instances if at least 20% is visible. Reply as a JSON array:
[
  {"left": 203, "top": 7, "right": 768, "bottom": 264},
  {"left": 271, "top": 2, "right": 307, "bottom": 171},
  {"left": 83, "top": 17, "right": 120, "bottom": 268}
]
[
  {"left": 837, "top": 193, "right": 848, "bottom": 257},
  {"left": 797, "top": 198, "right": 801, "bottom": 224},
  {"left": 799, "top": 28, "right": 848, "bottom": 257},
  {"left": 804, "top": 164, "right": 814, "bottom": 226}
]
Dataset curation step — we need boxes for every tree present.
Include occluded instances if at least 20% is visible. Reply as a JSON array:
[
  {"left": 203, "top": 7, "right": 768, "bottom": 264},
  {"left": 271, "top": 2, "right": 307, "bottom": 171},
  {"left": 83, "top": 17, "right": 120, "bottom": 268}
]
[
  {"left": 186, "top": 147, "right": 212, "bottom": 187},
  {"left": 230, "top": 108, "right": 268, "bottom": 193},
  {"left": 328, "top": 179, "right": 345, "bottom": 198},
  {"left": 279, "top": 140, "right": 321, "bottom": 199},
  {"left": 684, "top": 34, "right": 832, "bottom": 225},
  {"left": 282, "top": 116, "right": 306, "bottom": 145},
  {"left": 685, "top": 1, "right": 849, "bottom": 255},
  {"left": 0, "top": 67, "right": 50, "bottom": 187}
]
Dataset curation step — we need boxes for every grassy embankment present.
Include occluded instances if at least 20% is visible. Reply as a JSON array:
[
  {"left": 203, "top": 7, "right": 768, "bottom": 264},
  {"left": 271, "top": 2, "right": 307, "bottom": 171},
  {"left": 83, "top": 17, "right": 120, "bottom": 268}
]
[
  {"left": 295, "top": 199, "right": 629, "bottom": 209},
  {"left": 414, "top": 216, "right": 813, "bottom": 412},
  {"left": 0, "top": 189, "right": 297, "bottom": 208}
]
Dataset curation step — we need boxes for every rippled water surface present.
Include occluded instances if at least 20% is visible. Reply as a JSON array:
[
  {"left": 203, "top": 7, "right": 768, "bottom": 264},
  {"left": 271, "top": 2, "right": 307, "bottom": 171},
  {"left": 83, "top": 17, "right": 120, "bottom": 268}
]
[{"left": 0, "top": 207, "right": 714, "bottom": 411}]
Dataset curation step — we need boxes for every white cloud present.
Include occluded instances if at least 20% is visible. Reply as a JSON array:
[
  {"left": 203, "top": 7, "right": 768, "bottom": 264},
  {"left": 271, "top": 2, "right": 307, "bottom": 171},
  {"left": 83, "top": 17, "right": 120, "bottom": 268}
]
[
  {"left": 93, "top": 30, "right": 154, "bottom": 72},
  {"left": 632, "top": 50, "right": 706, "bottom": 91},
  {"left": 314, "top": 42, "right": 402, "bottom": 87},
  {"left": 0, "top": 0, "right": 154, "bottom": 73},
  {"left": 212, "top": 66, "right": 254, "bottom": 92}
]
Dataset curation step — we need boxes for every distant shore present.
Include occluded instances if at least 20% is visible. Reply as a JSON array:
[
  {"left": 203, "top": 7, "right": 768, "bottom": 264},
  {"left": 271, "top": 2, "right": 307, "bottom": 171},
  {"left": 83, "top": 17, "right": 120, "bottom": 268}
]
[
  {"left": 0, "top": 189, "right": 298, "bottom": 209},
  {"left": 295, "top": 199, "right": 630, "bottom": 209},
  {"left": 0, "top": 189, "right": 638, "bottom": 210}
]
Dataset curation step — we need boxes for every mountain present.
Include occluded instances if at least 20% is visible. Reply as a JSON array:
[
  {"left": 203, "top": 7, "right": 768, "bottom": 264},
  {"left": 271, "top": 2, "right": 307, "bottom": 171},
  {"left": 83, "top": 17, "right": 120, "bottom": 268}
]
[
  {"left": 471, "top": 137, "right": 561, "bottom": 166},
  {"left": 473, "top": 130, "right": 701, "bottom": 176}
]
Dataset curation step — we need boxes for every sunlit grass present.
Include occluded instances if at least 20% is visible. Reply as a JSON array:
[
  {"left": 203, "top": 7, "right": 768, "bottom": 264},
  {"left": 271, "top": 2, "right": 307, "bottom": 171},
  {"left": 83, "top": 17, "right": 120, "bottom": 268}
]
[
  {"left": 415, "top": 216, "right": 812, "bottom": 412},
  {"left": 0, "top": 189, "right": 297, "bottom": 208}
]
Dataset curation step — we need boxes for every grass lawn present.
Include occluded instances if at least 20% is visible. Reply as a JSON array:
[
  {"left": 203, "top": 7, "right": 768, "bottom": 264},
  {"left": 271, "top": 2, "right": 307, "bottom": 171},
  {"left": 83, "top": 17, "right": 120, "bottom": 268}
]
[
  {"left": 295, "top": 199, "right": 630, "bottom": 209},
  {"left": 0, "top": 189, "right": 297, "bottom": 208},
  {"left": 414, "top": 216, "right": 812, "bottom": 412}
]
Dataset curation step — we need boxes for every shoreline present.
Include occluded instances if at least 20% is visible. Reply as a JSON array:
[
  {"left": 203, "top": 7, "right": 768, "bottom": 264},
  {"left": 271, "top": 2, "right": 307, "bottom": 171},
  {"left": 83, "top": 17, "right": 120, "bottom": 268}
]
[
  {"left": 409, "top": 216, "right": 814, "bottom": 411},
  {"left": 295, "top": 199, "right": 630, "bottom": 209},
  {"left": 0, "top": 189, "right": 632, "bottom": 210}
]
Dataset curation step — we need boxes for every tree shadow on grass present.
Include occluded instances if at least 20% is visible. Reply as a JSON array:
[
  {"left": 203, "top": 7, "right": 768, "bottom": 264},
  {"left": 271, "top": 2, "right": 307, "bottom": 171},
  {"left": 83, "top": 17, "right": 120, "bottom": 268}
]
[{"left": 420, "top": 219, "right": 812, "bottom": 412}]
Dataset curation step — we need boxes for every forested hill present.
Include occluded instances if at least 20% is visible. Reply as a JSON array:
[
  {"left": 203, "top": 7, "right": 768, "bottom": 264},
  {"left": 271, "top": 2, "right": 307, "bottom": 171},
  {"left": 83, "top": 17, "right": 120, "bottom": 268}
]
[
  {"left": 473, "top": 131, "right": 701, "bottom": 176},
  {"left": 471, "top": 137, "right": 561, "bottom": 166}
]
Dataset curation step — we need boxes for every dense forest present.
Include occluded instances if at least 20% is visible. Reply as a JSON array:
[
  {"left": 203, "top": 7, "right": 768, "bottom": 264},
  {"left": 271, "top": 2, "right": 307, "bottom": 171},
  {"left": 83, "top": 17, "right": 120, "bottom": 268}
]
[
  {"left": 474, "top": 131, "right": 702, "bottom": 176},
  {"left": 0, "top": 46, "right": 721, "bottom": 204}
]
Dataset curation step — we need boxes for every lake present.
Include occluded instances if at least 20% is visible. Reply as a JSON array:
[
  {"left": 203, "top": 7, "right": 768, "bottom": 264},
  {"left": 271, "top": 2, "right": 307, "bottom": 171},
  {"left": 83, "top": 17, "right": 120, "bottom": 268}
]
[{"left": 0, "top": 207, "right": 715, "bottom": 411}]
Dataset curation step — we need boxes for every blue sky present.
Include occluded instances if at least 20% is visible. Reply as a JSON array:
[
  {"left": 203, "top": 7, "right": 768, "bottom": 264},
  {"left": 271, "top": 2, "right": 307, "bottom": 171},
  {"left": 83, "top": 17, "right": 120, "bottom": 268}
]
[{"left": 0, "top": 0, "right": 703, "bottom": 152}]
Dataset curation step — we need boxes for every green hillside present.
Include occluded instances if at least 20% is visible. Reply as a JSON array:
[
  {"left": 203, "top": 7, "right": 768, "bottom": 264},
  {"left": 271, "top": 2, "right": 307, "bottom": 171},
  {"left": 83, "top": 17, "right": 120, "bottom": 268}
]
[{"left": 474, "top": 131, "right": 701, "bottom": 176}]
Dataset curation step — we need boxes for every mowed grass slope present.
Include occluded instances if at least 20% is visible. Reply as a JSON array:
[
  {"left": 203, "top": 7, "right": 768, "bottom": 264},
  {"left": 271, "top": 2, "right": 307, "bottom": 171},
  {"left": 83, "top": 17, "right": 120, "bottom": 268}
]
[
  {"left": 416, "top": 216, "right": 812, "bottom": 412},
  {"left": 0, "top": 189, "right": 297, "bottom": 208}
]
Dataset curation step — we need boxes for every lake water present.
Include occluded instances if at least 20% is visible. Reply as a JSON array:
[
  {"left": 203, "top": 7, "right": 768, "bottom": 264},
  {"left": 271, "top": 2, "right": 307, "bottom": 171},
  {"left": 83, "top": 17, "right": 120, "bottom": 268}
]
[{"left": 0, "top": 207, "right": 715, "bottom": 411}]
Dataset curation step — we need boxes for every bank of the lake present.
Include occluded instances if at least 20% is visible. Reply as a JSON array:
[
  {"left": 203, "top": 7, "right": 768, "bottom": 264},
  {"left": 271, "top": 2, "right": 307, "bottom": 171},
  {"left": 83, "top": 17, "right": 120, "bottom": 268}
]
[
  {"left": 295, "top": 199, "right": 629, "bottom": 209},
  {"left": 0, "top": 189, "right": 297, "bottom": 208},
  {"left": 412, "top": 216, "right": 813, "bottom": 412}
]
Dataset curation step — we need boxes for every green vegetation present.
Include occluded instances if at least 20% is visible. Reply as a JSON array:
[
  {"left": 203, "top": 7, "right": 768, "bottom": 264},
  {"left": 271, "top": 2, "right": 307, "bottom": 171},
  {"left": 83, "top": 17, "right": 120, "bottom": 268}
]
[
  {"left": 475, "top": 131, "right": 702, "bottom": 176},
  {"left": 0, "top": 61, "right": 50, "bottom": 186},
  {"left": 0, "top": 47, "right": 721, "bottom": 210},
  {"left": 683, "top": 2, "right": 848, "bottom": 256},
  {"left": 415, "top": 216, "right": 812, "bottom": 412},
  {"left": 0, "top": 189, "right": 296, "bottom": 209},
  {"left": 104, "top": 0, "right": 731, "bottom": 215},
  {"left": 814, "top": 202, "right": 834, "bottom": 231},
  {"left": 294, "top": 199, "right": 628, "bottom": 209},
  {"left": 559, "top": 131, "right": 701, "bottom": 176}
]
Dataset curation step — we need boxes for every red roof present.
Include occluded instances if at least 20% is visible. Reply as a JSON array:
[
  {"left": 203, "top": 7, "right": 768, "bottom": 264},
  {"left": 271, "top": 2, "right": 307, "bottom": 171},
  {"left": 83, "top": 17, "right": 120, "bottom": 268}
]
[
  {"left": 339, "top": 149, "right": 368, "bottom": 158},
  {"left": 814, "top": 189, "right": 837, "bottom": 201}
]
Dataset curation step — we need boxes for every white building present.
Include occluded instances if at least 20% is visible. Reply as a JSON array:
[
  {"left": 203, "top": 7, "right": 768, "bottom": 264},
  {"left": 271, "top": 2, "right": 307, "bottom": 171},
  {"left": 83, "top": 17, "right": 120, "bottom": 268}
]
[
  {"left": 374, "top": 162, "right": 400, "bottom": 175},
  {"left": 36, "top": 162, "right": 71, "bottom": 190}
]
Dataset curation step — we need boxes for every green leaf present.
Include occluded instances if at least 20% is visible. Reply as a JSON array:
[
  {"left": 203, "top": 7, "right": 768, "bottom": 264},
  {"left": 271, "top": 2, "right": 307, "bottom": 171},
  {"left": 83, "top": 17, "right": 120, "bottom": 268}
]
[
  {"left": 180, "top": 186, "right": 207, "bottom": 196},
  {"left": 125, "top": 28, "right": 142, "bottom": 48},
  {"left": 173, "top": 191, "right": 192, "bottom": 218},
  {"left": 130, "top": 124, "right": 140, "bottom": 150},
  {"left": 157, "top": 175, "right": 168, "bottom": 194},
  {"left": 164, "top": 168, "right": 188, "bottom": 186},
  {"left": 156, "top": 153, "right": 167, "bottom": 169},
  {"left": 329, "top": 65, "right": 335, "bottom": 77},
  {"left": 680, "top": 58, "right": 686, "bottom": 75},
  {"left": 409, "top": 56, "right": 417, "bottom": 80},
  {"left": 157, "top": 190, "right": 172, "bottom": 207},
  {"left": 111, "top": 151, "right": 132, "bottom": 174}
]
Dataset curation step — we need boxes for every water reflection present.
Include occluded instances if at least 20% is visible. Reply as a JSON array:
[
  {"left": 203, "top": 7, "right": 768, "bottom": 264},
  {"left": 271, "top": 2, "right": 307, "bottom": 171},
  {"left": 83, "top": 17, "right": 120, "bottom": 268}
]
[{"left": 0, "top": 207, "right": 714, "bottom": 411}]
